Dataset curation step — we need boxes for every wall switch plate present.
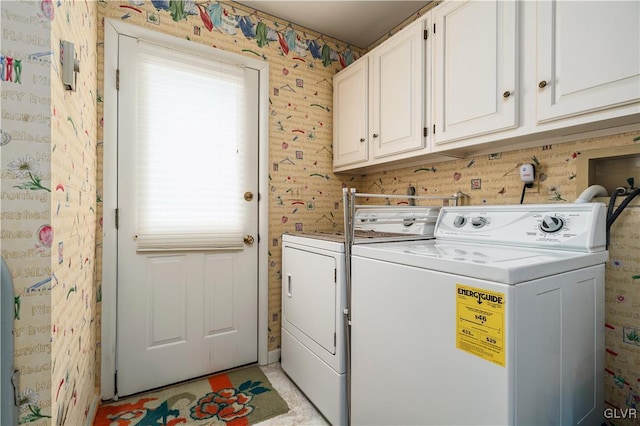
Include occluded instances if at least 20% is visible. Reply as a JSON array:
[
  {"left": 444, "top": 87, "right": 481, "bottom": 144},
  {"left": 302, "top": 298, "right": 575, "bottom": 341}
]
[{"left": 60, "top": 40, "right": 80, "bottom": 91}]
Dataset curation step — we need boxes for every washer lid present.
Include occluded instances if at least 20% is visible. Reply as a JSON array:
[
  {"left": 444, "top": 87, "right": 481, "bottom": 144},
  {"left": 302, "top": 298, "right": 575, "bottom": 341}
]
[{"left": 351, "top": 240, "right": 608, "bottom": 284}]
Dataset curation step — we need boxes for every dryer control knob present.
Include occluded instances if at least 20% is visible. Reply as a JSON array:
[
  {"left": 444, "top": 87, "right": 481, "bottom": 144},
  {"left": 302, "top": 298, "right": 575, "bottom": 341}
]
[
  {"left": 453, "top": 216, "right": 466, "bottom": 228},
  {"left": 471, "top": 216, "right": 487, "bottom": 228},
  {"left": 540, "top": 215, "right": 564, "bottom": 233}
]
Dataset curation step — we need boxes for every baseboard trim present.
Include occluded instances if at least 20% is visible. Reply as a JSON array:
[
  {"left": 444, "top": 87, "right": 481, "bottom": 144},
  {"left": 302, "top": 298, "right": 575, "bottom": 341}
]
[{"left": 267, "top": 348, "right": 281, "bottom": 365}]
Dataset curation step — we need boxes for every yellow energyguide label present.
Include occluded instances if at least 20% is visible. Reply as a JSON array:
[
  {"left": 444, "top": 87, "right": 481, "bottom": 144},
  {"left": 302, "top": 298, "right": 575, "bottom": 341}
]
[{"left": 456, "top": 284, "right": 505, "bottom": 367}]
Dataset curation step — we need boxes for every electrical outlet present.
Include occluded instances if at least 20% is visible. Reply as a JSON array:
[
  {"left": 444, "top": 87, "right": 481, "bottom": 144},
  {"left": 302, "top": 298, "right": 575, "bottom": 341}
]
[{"left": 525, "top": 175, "right": 540, "bottom": 193}]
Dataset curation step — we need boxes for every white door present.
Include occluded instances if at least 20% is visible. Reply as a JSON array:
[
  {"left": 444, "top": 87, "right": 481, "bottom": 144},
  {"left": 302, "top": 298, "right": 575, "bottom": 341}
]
[
  {"left": 536, "top": 1, "right": 640, "bottom": 123},
  {"left": 433, "top": 0, "right": 517, "bottom": 144},
  {"left": 333, "top": 57, "right": 369, "bottom": 168},
  {"left": 371, "top": 20, "right": 425, "bottom": 158},
  {"left": 116, "top": 35, "right": 259, "bottom": 397}
]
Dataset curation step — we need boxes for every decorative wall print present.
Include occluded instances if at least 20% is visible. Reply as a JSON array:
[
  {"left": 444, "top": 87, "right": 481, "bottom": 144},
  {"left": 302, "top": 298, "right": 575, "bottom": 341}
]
[
  {"left": 0, "top": 55, "right": 23, "bottom": 84},
  {"left": 26, "top": 276, "right": 52, "bottom": 293},
  {"left": 145, "top": 10, "right": 159, "bottom": 24},
  {"left": 627, "top": 390, "right": 639, "bottom": 409},
  {"left": 40, "top": 0, "right": 55, "bottom": 20},
  {"left": 145, "top": 0, "right": 358, "bottom": 69},
  {"left": 548, "top": 188, "right": 566, "bottom": 202},
  {"left": 1, "top": 1, "right": 56, "bottom": 421},
  {"left": 623, "top": 327, "right": 640, "bottom": 346},
  {"left": 37, "top": 224, "right": 53, "bottom": 248},
  {"left": 6, "top": 155, "right": 51, "bottom": 192},
  {"left": 471, "top": 178, "right": 481, "bottom": 190},
  {"left": 414, "top": 166, "right": 436, "bottom": 173}
]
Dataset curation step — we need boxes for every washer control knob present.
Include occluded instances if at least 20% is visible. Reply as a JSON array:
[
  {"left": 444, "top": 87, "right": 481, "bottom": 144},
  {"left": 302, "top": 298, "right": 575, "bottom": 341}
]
[
  {"left": 471, "top": 216, "right": 487, "bottom": 228},
  {"left": 540, "top": 215, "right": 564, "bottom": 233},
  {"left": 453, "top": 216, "right": 466, "bottom": 228}
]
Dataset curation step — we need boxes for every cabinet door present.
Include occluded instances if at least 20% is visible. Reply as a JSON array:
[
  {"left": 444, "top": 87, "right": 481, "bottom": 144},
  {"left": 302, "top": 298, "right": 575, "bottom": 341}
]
[
  {"left": 433, "top": 0, "right": 517, "bottom": 145},
  {"left": 333, "top": 58, "right": 369, "bottom": 167},
  {"left": 371, "top": 21, "right": 425, "bottom": 158},
  {"left": 536, "top": 1, "right": 640, "bottom": 123}
]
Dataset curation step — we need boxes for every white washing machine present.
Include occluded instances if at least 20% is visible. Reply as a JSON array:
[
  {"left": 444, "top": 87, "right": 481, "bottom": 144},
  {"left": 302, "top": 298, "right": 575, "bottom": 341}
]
[
  {"left": 281, "top": 206, "right": 441, "bottom": 425},
  {"left": 350, "top": 203, "right": 608, "bottom": 426}
]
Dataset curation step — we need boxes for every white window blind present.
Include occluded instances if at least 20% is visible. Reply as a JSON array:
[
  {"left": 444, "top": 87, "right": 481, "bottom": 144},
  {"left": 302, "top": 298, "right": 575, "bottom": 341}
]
[{"left": 135, "top": 41, "right": 246, "bottom": 251}]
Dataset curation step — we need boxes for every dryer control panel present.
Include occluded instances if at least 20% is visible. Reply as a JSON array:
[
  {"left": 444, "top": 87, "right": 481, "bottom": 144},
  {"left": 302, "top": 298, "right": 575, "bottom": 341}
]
[{"left": 435, "top": 203, "right": 606, "bottom": 252}]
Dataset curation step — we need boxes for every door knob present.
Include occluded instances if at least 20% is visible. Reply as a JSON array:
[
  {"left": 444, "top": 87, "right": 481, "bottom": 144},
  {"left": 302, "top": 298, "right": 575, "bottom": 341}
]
[
  {"left": 372, "top": 133, "right": 379, "bottom": 138},
  {"left": 503, "top": 90, "right": 511, "bottom": 98},
  {"left": 244, "top": 191, "right": 254, "bottom": 202},
  {"left": 244, "top": 234, "right": 255, "bottom": 246},
  {"left": 538, "top": 80, "right": 548, "bottom": 88}
]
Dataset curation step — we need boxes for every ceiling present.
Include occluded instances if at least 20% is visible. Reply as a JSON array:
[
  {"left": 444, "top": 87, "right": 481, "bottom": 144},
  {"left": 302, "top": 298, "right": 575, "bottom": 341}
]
[{"left": 235, "top": 1, "right": 432, "bottom": 49}]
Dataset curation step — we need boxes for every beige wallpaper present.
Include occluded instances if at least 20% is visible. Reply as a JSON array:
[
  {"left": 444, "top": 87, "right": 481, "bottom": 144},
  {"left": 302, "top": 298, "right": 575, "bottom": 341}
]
[
  {"left": 1, "top": 2, "right": 54, "bottom": 424},
  {"left": 1, "top": 0, "right": 99, "bottom": 424},
  {"left": 50, "top": 0, "right": 99, "bottom": 425}
]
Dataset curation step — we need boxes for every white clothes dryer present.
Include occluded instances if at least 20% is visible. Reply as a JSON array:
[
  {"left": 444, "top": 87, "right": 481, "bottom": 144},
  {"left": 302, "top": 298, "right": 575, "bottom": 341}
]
[
  {"left": 281, "top": 206, "right": 441, "bottom": 425},
  {"left": 350, "top": 203, "right": 608, "bottom": 426}
]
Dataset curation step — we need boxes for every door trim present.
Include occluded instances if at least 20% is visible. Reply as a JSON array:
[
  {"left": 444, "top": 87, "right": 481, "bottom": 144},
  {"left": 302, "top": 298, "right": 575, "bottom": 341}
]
[{"left": 101, "top": 18, "right": 270, "bottom": 399}]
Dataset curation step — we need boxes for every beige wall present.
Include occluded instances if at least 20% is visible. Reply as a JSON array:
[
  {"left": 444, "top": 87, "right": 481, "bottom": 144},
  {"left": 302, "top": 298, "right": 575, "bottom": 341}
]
[
  {"left": 50, "top": 1, "right": 99, "bottom": 425},
  {"left": 1, "top": 2, "right": 54, "bottom": 424},
  {"left": 1, "top": 0, "right": 99, "bottom": 424}
]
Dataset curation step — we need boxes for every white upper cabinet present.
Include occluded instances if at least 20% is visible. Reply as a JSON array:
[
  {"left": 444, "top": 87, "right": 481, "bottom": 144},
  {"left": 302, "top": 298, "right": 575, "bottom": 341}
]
[
  {"left": 333, "top": 57, "right": 369, "bottom": 168},
  {"left": 536, "top": 1, "right": 640, "bottom": 123},
  {"left": 432, "top": 0, "right": 518, "bottom": 145},
  {"left": 370, "top": 21, "right": 426, "bottom": 158},
  {"left": 333, "top": 18, "right": 441, "bottom": 172},
  {"left": 334, "top": 1, "right": 639, "bottom": 170}
]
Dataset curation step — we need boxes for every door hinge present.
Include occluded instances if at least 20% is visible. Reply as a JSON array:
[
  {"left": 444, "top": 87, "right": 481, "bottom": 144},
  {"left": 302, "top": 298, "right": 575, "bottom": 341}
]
[
  {"left": 423, "top": 127, "right": 428, "bottom": 137},
  {"left": 433, "top": 23, "right": 436, "bottom": 34},
  {"left": 334, "top": 332, "right": 337, "bottom": 347},
  {"left": 115, "top": 208, "right": 119, "bottom": 229},
  {"left": 116, "top": 69, "right": 120, "bottom": 90},
  {"left": 114, "top": 370, "right": 118, "bottom": 395},
  {"left": 334, "top": 268, "right": 337, "bottom": 283},
  {"left": 433, "top": 124, "right": 436, "bottom": 134},
  {"left": 424, "top": 29, "right": 428, "bottom": 40}
]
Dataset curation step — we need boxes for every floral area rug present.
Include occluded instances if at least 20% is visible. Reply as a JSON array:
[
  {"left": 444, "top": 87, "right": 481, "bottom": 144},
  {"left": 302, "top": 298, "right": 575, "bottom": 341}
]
[{"left": 94, "top": 365, "right": 289, "bottom": 425}]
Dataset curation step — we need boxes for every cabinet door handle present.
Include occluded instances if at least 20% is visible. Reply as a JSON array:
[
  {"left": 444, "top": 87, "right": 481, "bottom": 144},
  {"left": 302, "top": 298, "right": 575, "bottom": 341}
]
[
  {"left": 287, "top": 274, "right": 292, "bottom": 298},
  {"left": 538, "top": 80, "right": 548, "bottom": 88},
  {"left": 359, "top": 138, "right": 365, "bottom": 142},
  {"left": 372, "top": 133, "right": 379, "bottom": 138},
  {"left": 503, "top": 90, "right": 511, "bottom": 98}
]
